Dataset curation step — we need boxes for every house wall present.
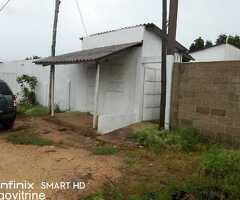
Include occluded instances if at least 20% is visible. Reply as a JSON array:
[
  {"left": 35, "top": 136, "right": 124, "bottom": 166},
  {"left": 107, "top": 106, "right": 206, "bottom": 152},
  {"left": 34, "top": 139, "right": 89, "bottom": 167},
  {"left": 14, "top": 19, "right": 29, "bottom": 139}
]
[
  {"left": 82, "top": 26, "right": 145, "bottom": 50},
  {"left": 171, "top": 61, "right": 240, "bottom": 144},
  {"left": 138, "top": 28, "right": 183, "bottom": 125},
  {"left": 97, "top": 47, "right": 142, "bottom": 133},
  {"left": 190, "top": 44, "right": 240, "bottom": 62},
  {"left": 225, "top": 44, "right": 240, "bottom": 60}
]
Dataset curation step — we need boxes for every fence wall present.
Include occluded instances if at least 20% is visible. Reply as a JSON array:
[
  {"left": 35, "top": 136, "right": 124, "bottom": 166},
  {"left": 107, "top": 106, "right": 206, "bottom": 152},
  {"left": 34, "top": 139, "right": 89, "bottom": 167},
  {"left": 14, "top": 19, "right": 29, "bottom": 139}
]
[{"left": 171, "top": 61, "right": 240, "bottom": 142}]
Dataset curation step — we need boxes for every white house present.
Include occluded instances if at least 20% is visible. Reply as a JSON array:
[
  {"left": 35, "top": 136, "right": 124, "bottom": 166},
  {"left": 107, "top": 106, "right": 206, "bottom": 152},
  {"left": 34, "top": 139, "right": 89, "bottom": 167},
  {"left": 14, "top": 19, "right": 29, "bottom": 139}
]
[
  {"left": 0, "top": 23, "right": 192, "bottom": 133},
  {"left": 190, "top": 43, "right": 240, "bottom": 62}
]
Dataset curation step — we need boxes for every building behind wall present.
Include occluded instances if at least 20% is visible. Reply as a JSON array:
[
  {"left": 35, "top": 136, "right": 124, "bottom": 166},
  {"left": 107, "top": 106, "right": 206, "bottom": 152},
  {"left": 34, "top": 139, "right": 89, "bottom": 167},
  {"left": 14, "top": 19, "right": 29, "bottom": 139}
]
[{"left": 190, "top": 43, "right": 240, "bottom": 62}]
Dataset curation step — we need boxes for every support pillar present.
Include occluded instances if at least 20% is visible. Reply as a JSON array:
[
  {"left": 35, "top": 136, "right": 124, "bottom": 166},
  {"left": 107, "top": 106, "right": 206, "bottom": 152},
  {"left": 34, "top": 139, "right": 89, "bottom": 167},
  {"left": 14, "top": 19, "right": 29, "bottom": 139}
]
[{"left": 93, "top": 62, "right": 100, "bottom": 129}]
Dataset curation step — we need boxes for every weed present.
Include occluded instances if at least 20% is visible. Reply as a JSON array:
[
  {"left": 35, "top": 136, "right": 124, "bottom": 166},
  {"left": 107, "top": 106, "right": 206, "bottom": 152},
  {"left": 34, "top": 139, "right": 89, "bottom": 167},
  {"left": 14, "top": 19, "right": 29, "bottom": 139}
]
[
  {"left": 24, "top": 105, "right": 48, "bottom": 117},
  {"left": 94, "top": 145, "right": 117, "bottom": 155},
  {"left": 102, "top": 183, "right": 124, "bottom": 200},
  {"left": 166, "top": 148, "right": 240, "bottom": 200},
  {"left": 174, "top": 127, "right": 205, "bottom": 152},
  {"left": 83, "top": 193, "right": 105, "bottom": 200},
  {"left": 17, "top": 104, "right": 49, "bottom": 117},
  {"left": 7, "top": 130, "right": 53, "bottom": 146},
  {"left": 58, "top": 140, "right": 65, "bottom": 145},
  {"left": 123, "top": 156, "right": 136, "bottom": 169},
  {"left": 129, "top": 126, "right": 171, "bottom": 153},
  {"left": 200, "top": 147, "right": 240, "bottom": 179},
  {"left": 129, "top": 126, "right": 204, "bottom": 153},
  {"left": 54, "top": 104, "right": 62, "bottom": 113},
  {"left": 16, "top": 103, "right": 33, "bottom": 114}
]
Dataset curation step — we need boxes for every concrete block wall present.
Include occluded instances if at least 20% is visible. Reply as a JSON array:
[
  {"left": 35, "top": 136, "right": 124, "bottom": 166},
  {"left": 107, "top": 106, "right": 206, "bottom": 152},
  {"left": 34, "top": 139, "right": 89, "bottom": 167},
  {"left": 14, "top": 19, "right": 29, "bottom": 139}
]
[{"left": 171, "top": 61, "right": 240, "bottom": 143}]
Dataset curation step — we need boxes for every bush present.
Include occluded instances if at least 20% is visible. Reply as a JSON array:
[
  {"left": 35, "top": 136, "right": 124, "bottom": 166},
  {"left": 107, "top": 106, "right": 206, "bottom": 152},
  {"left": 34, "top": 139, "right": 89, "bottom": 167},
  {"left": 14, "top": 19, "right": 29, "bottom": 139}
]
[
  {"left": 200, "top": 147, "right": 240, "bottom": 179},
  {"left": 24, "top": 105, "right": 48, "bottom": 117},
  {"left": 7, "top": 130, "right": 53, "bottom": 146},
  {"left": 129, "top": 126, "right": 176, "bottom": 153},
  {"left": 167, "top": 178, "right": 227, "bottom": 200},
  {"left": 174, "top": 128, "right": 205, "bottom": 152},
  {"left": 17, "top": 74, "right": 38, "bottom": 105},
  {"left": 129, "top": 126, "right": 203, "bottom": 153},
  {"left": 165, "top": 148, "right": 240, "bottom": 200},
  {"left": 94, "top": 145, "right": 117, "bottom": 155}
]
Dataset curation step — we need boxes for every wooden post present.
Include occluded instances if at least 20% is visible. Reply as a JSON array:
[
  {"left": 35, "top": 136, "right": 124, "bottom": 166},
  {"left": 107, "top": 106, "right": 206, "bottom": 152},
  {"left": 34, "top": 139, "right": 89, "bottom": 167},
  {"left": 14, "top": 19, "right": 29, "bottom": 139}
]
[
  {"left": 49, "top": 0, "right": 61, "bottom": 117},
  {"left": 167, "top": 0, "right": 178, "bottom": 55},
  {"left": 93, "top": 63, "right": 100, "bottom": 129},
  {"left": 165, "top": 0, "right": 178, "bottom": 129},
  {"left": 159, "top": 0, "right": 168, "bottom": 130}
]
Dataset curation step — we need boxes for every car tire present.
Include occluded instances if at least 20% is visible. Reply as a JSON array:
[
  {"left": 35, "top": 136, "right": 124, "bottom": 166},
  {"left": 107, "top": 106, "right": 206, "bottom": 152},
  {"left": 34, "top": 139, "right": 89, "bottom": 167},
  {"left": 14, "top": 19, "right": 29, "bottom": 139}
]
[{"left": 3, "top": 120, "right": 15, "bottom": 130}]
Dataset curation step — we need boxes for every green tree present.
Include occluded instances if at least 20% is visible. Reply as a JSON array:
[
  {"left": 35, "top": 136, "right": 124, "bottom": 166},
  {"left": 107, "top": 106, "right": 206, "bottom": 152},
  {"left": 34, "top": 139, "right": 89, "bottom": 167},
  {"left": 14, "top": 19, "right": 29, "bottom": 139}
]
[
  {"left": 216, "top": 34, "right": 228, "bottom": 45},
  {"left": 216, "top": 34, "right": 240, "bottom": 48},
  {"left": 205, "top": 40, "right": 213, "bottom": 48},
  {"left": 189, "top": 37, "right": 205, "bottom": 52}
]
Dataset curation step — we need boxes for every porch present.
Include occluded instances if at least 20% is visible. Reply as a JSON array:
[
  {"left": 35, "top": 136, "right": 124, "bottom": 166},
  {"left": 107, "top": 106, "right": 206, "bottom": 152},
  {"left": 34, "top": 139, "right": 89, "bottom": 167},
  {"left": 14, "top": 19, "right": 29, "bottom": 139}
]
[{"left": 34, "top": 42, "right": 143, "bottom": 134}]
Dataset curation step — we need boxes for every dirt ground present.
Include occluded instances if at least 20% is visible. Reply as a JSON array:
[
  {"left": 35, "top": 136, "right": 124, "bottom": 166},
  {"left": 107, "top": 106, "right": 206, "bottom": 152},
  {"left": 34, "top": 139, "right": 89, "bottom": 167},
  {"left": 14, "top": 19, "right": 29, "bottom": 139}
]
[
  {"left": 0, "top": 113, "right": 200, "bottom": 200},
  {"left": 0, "top": 116, "right": 122, "bottom": 200}
]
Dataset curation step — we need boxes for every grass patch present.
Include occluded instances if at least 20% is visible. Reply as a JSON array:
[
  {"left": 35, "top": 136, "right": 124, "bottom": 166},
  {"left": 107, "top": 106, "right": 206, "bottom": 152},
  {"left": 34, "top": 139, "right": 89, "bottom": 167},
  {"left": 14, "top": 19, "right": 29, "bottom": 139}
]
[
  {"left": 17, "top": 103, "right": 33, "bottom": 114},
  {"left": 85, "top": 126, "right": 240, "bottom": 200},
  {"left": 7, "top": 130, "right": 53, "bottom": 146},
  {"left": 129, "top": 126, "right": 205, "bottom": 153},
  {"left": 161, "top": 147, "right": 240, "bottom": 200},
  {"left": 17, "top": 103, "right": 49, "bottom": 117},
  {"left": 83, "top": 183, "right": 167, "bottom": 200},
  {"left": 200, "top": 147, "right": 240, "bottom": 179},
  {"left": 94, "top": 145, "right": 117, "bottom": 155},
  {"left": 123, "top": 156, "right": 136, "bottom": 169},
  {"left": 25, "top": 105, "right": 48, "bottom": 117}
]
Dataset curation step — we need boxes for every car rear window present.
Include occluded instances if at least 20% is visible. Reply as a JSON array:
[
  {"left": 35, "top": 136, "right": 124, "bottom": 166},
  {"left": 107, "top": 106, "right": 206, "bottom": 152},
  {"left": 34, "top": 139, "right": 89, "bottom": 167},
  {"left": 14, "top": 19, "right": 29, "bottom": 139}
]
[{"left": 0, "top": 82, "right": 12, "bottom": 95}]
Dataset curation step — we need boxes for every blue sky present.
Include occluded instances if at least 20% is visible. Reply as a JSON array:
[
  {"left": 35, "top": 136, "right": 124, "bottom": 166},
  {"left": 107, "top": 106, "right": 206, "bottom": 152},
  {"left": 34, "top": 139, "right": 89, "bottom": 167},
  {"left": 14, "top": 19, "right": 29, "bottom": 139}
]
[{"left": 0, "top": 0, "right": 239, "bottom": 61}]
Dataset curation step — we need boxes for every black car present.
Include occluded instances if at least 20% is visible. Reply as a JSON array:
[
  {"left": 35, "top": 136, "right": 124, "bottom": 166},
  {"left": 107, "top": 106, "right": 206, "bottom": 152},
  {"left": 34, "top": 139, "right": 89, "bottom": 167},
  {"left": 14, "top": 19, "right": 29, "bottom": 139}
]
[{"left": 0, "top": 80, "right": 16, "bottom": 129}]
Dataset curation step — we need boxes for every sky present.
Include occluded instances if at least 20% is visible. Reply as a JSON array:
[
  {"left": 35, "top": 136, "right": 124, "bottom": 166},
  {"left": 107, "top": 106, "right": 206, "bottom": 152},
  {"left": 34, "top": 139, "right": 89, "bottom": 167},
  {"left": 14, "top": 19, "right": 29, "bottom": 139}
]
[{"left": 0, "top": 0, "right": 239, "bottom": 61}]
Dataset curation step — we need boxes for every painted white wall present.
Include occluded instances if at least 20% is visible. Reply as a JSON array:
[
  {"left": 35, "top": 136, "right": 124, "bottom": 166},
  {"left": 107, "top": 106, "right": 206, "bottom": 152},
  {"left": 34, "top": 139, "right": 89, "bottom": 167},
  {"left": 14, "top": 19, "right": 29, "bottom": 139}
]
[
  {"left": 0, "top": 60, "right": 50, "bottom": 106},
  {"left": 82, "top": 26, "right": 145, "bottom": 49},
  {"left": 225, "top": 44, "right": 240, "bottom": 60},
  {"left": 190, "top": 44, "right": 240, "bottom": 62},
  {"left": 97, "top": 48, "right": 142, "bottom": 133},
  {"left": 0, "top": 60, "right": 87, "bottom": 112}
]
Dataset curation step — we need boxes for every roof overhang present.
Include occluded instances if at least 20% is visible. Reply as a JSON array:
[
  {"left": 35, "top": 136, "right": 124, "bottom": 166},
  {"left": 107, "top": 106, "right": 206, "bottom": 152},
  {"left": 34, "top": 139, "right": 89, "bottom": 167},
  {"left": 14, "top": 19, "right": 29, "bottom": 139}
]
[{"left": 34, "top": 42, "right": 142, "bottom": 66}]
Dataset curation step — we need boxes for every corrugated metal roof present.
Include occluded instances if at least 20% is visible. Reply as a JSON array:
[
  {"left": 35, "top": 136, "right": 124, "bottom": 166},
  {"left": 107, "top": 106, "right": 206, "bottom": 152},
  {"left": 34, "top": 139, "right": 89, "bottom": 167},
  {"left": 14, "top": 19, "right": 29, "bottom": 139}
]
[{"left": 34, "top": 42, "right": 142, "bottom": 66}]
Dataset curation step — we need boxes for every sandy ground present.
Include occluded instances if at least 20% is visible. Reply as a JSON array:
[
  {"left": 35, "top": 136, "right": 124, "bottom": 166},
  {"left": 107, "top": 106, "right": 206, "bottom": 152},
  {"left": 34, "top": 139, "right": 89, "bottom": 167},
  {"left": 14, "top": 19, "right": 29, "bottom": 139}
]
[{"left": 0, "top": 117, "right": 122, "bottom": 200}]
